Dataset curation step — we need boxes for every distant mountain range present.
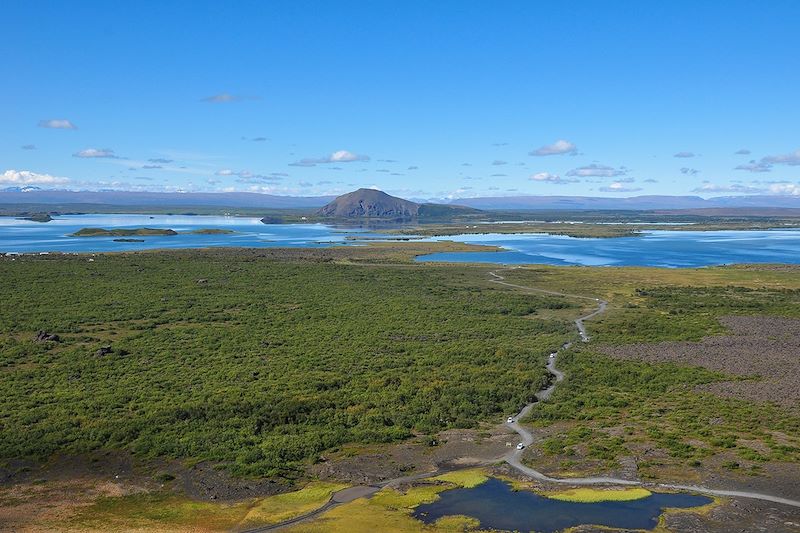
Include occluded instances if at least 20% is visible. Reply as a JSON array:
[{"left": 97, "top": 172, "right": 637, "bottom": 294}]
[
  {"left": 1, "top": 189, "right": 799, "bottom": 211},
  {"left": 445, "top": 194, "right": 800, "bottom": 210},
  {"left": 0, "top": 190, "right": 334, "bottom": 208}
]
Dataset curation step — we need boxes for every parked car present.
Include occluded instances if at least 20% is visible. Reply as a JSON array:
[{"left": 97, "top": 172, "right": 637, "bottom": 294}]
[
  {"left": 507, "top": 416, "right": 514, "bottom": 423},
  {"left": 516, "top": 443, "right": 525, "bottom": 450}
]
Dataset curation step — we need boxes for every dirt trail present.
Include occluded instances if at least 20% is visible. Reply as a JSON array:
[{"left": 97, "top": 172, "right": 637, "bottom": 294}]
[
  {"left": 244, "top": 266, "right": 800, "bottom": 532},
  {"left": 490, "top": 267, "right": 800, "bottom": 508}
]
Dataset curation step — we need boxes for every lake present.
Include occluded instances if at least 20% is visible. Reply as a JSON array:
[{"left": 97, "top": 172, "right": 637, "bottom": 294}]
[
  {"left": 2, "top": 215, "right": 800, "bottom": 268},
  {"left": 413, "top": 477, "right": 712, "bottom": 533},
  {"left": 0, "top": 214, "right": 365, "bottom": 253},
  {"left": 416, "top": 229, "right": 800, "bottom": 267}
]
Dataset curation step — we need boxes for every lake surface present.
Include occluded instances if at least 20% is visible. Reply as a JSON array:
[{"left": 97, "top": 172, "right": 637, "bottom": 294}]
[
  {"left": 0, "top": 214, "right": 366, "bottom": 253},
  {"left": 413, "top": 478, "right": 711, "bottom": 533},
  {"left": 417, "top": 229, "right": 800, "bottom": 267},
  {"left": 2, "top": 215, "right": 799, "bottom": 268}
]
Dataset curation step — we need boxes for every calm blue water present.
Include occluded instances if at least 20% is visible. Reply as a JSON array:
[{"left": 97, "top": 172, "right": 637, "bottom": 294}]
[
  {"left": 417, "top": 230, "right": 800, "bottom": 267},
  {"left": 3, "top": 215, "right": 799, "bottom": 268},
  {"left": 413, "top": 478, "right": 711, "bottom": 533},
  {"left": 0, "top": 214, "right": 365, "bottom": 253}
]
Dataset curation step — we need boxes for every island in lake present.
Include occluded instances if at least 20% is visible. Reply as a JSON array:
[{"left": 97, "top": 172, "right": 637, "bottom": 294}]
[{"left": 71, "top": 227, "right": 236, "bottom": 237}]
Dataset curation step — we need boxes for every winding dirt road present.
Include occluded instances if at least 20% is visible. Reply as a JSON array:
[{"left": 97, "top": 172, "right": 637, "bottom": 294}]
[
  {"left": 489, "top": 267, "right": 800, "bottom": 507},
  {"left": 244, "top": 266, "right": 800, "bottom": 531}
]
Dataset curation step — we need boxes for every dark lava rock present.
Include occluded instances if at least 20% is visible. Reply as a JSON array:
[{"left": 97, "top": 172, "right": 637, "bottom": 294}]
[
  {"left": 35, "top": 330, "right": 60, "bottom": 343},
  {"left": 96, "top": 346, "right": 114, "bottom": 356}
]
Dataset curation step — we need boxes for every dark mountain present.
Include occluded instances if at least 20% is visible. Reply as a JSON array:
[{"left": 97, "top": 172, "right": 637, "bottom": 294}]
[{"left": 317, "top": 188, "right": 420, "bottom": 218}]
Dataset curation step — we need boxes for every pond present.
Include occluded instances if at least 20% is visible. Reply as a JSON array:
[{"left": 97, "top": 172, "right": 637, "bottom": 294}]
[{"left": 412, "top": 478, "right": 712, "bottom": 533}]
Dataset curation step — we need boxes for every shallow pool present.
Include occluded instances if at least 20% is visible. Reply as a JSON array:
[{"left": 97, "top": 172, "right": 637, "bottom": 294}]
[{"left": 412, "top": 478, "right": 711, "bottom": 532}]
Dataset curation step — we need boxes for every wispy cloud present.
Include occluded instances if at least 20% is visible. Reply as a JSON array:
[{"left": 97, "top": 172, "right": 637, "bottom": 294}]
[
  {"left": 21, "top": 144, "right": 36, "bottom": 150},
  {"left": 566, "top": 163, "right": 626, "bottom": 177},
  {"left": 762, "top": 148, "right": 800, "bottom": 166},
  {"left": 290, "top": 150, "right": 370, "bottom": 167},
  {"left": 148, "top": 158, "right": 174, "bottom": 164},
  {"left": 73, "top": 148, "right": 121, "bottom": 159},
  {"left": 215, "top": 168, "right": 286, "bottom": 183},
  {"left": 38, "top": 119, "right": 77, "bottom": 130},
  {"left": 1, "top": 169, "right": 69, "bottom": 185},
  {"left": 734, "top": 148, "right": 751, "bottom": 155},
  {"left": 529, "top": 172, "right": 578, "bottom": 184},
  {"left": 491, "top": 160, "right": 507, "bottom": 166},
  {"left": 735, "top": 160, "right": 772, "bottom": 173},
  {"left": 673, "top": 151, "right": 696, "bottom": 158},
  {"left": 692, "top": 182, "right": 764, "bottom": 194},
  {"left": 599, "top": 182, "right": 642, "bottom": 193},
  {"left": 201, "top": 93, "right": 259, "bottom": 103},
  {"left": 680, "top": 167, "right": 700, "bottom": 175},
  {"left": 529, "top": 139, "right": 577, "bottom": 156}
]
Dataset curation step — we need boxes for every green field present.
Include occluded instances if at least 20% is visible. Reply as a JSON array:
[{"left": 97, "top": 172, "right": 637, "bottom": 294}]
[{"left": 0, "top": 249, "right": 573, "bottom": 478}]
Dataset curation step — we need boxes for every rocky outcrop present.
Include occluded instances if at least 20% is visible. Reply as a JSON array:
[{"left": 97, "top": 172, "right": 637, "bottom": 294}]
[{"left": 35, "top": 331, "right": 60, "bottom": 343}]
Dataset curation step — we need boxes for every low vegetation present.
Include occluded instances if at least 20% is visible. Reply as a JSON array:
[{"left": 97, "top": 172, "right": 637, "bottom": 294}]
[
  {"left": 502, "top": 266, "right": 800, "bottom": 480},
  {"left": 0, "top": 250, "right": 573, "bottom": 478},
  {"left": 71, "top": 227, "right": 179, "bottom": 237},
  {"left": 543, "top": 487, "right": 652, "bottom": 502}
]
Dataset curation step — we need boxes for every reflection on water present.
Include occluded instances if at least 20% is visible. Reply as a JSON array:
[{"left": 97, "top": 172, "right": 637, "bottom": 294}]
[
  {"left": 417, "top": 229, "right": 800, "bottom": 267},
  {"left": 413, "top": 478, "right": 711, "bottom": 533},
  {"left": 3, "top": 215, "right": 800, "bottom": 268},
  {"left": 0, "top": 214, "right": 368, "bottom": 253}
]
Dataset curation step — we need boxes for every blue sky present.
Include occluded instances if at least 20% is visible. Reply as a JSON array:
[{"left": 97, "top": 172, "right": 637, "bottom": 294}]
[{"left": 2, "top": 1, "right": 799, "bottom": 199}]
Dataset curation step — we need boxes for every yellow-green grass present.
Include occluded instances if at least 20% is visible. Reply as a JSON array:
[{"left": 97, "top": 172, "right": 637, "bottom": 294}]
[
  {"left": 68, "top": 481, "right": 347, "bottom": 532},
  {"left": 238, "top": 481, "right": 348, "bottom": 528},
  {"left": 431, "top": 469, "right": 489, "bottom": 489},
  {"left": 289, "top": 469, "right": 489, "bottom": 532},
  {"left": 544, "top": 487, "right": 652, "bottom": 503},
  {"left": 285, "top": 498, "right": 485, "bottom": 533},
  {"left": 370, "top": 468, "right": 488, "bottom": 510}
]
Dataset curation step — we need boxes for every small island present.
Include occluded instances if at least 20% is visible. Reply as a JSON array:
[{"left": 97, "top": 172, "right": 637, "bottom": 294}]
[
  {"left": 71, "top": 228, "right": 179, "bottom": 237},
  {"left": 71, "top": 227, "right": 238, "bottom": 238},
  {"left": 23, "top": 213, "right": 53, "bottom": 223},
  {"left": 189, "top": 228, "right": 236, "bottom": 235}
]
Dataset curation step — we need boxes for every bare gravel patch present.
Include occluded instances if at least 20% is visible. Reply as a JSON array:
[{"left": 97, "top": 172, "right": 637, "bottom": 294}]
[{"left": 599, "top": 316, "right": 800, "bottom": 408}]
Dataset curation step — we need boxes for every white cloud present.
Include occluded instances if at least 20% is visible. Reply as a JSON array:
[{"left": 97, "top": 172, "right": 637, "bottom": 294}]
[
  {"left": 1, "top": 169, "right": 69, "bottom": 185},
  {"left": 762, "top": 149, "right": 800, "bottom": 166},
  {"left": 734, "top": 148, "right": 751, "bottom": 155},
  {"left": 73, "top": 148, "right": 120, "bottom": 159},
  {"left": 290, "top": 150, "right": 370, "bottom": 167},
  {"left": 529, "top": 139, "right": 577, "bottom": 156},
  {"left": 767, "top": 182, "right": 800, "bottom": 195},
  {"left": 529, "top": 172, "right": 578, "bottom": 184},
  {"left": 38, "top": 119, "right": 77, "bottom": 129},
  {"left": 673, "top": 151, "right": 696, "bottom": 158},
  {"left": 600, "top": 182, "right": 642, "bottom": 193},
  {"left": 566, "top": 163, "right": 626, "bottom": 177}
]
